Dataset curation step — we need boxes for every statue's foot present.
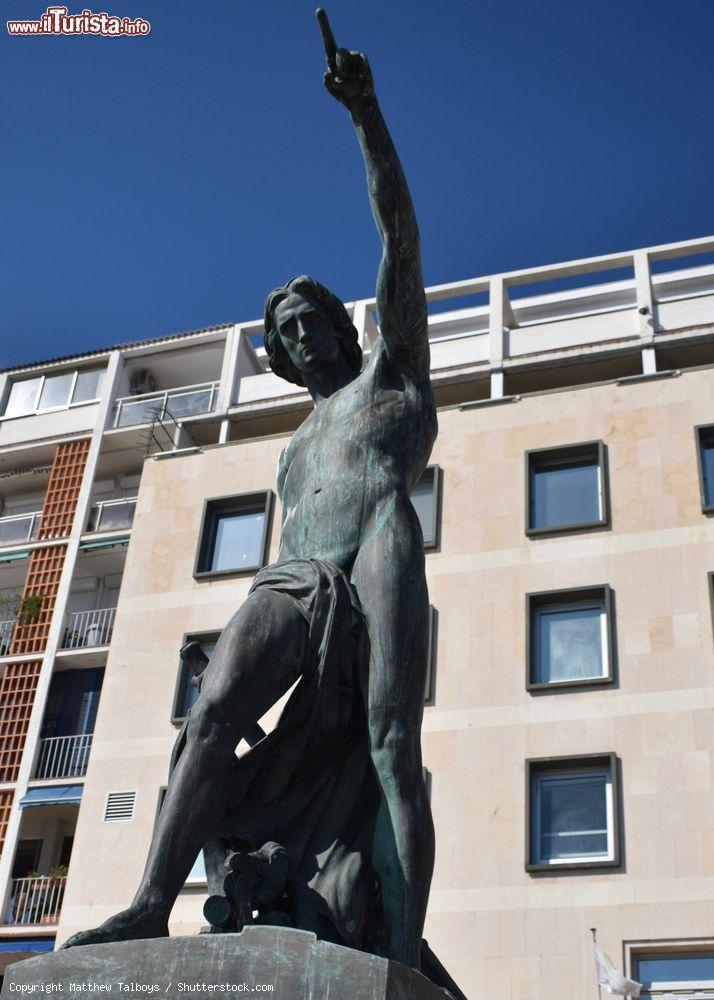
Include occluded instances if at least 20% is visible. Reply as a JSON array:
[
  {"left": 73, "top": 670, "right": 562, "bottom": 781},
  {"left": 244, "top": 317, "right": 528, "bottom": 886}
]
[{"left": 60, "top": 905, "right": 169, "bottom": 949}]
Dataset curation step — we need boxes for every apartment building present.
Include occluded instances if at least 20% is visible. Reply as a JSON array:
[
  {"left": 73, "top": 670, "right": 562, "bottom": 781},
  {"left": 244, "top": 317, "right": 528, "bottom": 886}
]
[{"left": 0, "top": 236, "right": 713, "bottom": 998}]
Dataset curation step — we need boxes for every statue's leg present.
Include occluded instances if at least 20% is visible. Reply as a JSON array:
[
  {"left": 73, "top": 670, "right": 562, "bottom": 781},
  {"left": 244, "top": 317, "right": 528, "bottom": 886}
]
[
  {"left": 352, "top": 535, "right": 435, "bottom": 970},
  {"left": 61, "top": 588, "right": 308, "bottom": 948}
]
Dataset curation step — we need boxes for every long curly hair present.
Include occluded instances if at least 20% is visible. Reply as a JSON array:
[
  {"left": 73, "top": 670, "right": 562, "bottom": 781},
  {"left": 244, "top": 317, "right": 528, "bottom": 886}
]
[{"left": 263, "top": 275, "right": 363, "bottom": 387}]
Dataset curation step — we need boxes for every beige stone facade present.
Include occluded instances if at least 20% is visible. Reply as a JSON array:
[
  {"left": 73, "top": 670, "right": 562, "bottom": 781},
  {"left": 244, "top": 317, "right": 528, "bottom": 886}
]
[
  {"left": 56, "top": 366, "right": 714, "bottom": 997},
  {"left": 2, "top": 237, "right": 714, "bottom": 995}
]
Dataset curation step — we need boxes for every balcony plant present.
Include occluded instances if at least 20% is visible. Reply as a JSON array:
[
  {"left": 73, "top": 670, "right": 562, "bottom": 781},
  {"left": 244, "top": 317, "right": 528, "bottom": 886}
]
[{"left": 18, "top": 593, "right": 45, "bottom": 624}]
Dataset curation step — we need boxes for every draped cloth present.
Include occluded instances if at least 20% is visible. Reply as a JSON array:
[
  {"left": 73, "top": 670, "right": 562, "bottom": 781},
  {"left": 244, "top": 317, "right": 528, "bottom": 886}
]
[{"left": 212, "top": 558, "right": 382, "bottom": 949}]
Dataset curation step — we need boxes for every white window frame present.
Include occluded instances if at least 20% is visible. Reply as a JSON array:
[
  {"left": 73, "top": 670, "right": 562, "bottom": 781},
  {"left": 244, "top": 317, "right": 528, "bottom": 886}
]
[
  {"left": 625, "top": 940, "right": 714, "bottom": 998},
  {"left": 533, "top": 598, "right": 608, "bottom": 685},
  {"left": 532, "top": 767, "right": 614, "bottom": 866},
  {"left": 2, "top": 368, "right": 103, "bottom": 420}
]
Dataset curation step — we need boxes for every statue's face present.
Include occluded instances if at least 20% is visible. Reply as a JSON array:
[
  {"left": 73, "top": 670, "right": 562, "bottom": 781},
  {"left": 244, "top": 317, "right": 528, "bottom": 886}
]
[{"left": 274, "top": 293, "right": 341, "bottom": 375}]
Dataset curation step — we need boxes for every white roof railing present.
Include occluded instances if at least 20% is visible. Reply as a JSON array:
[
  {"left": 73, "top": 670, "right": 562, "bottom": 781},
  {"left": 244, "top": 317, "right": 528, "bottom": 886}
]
[{"left": 228, "top": 236, "right": 714, "bottom": 407}]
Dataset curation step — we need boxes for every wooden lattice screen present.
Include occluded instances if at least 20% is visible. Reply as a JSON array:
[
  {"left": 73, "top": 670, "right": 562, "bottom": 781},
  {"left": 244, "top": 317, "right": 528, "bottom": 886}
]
[
  {"left": 0, "top": 791, "right": 13, "bottom": 858},
  {"left": 38, "top": 438, "right": 91, "bottom": 540},
  {"left": 10, "top": 546, "right": 66, "bottom": 655},
  {"left": 0, "top": 661, "right": 42, "bottom": 783}
]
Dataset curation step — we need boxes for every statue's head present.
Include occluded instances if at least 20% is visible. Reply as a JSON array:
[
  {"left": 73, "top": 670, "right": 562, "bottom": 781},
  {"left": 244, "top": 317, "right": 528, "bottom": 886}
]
[{"left": 263, "top": 276, "right": 362, "bottom": 387}]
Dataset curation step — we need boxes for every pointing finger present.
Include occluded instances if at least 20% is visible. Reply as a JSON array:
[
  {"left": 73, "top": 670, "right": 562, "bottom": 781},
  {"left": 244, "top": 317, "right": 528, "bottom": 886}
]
[{"left": 316, "top": 8, "right": 337, "bottom": 72}]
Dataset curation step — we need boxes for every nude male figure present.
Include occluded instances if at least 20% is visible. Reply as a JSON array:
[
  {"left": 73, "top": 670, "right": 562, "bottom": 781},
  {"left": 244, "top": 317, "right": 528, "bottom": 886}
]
[{"left": 64, "top": 11, "right": 436, "bottom": 969}]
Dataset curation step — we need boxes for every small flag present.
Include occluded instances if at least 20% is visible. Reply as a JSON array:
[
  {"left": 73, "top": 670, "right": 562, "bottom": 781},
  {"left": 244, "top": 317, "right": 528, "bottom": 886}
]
[{"left": 593, "top": 941, "right": 642, "bottom": 997}]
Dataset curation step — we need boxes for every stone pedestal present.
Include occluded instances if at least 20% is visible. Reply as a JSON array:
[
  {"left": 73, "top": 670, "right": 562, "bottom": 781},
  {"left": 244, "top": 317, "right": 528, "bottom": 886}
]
[{"left": 1, "top": 927, "right": 450, "bottom": 1000}]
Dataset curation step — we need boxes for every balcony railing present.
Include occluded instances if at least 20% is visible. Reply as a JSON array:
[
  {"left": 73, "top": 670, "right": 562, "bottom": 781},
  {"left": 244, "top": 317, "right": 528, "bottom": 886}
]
[
  {"left": 113, "top": 381, "right": 219, "bottom": 428},
  {"left": 61, "top": 607, "right": 116, "bottom": 649},
  {"left": 0, "top": 619, "right": 16, "bottom": 656},
  {"left": 229, "top": 236, "right": 714, "bottom": 406},
  {"left": 0, "top": 510, "right": 41, "bottom": 547},
  {"left": 7, "top": 876, "right": 67, "bottom": 925},
  {"left": 34, "top": 733, "right": 93, "bottom": 779},
  {"left": 86, "top": 496, "right": 137, "bottom": 533}
]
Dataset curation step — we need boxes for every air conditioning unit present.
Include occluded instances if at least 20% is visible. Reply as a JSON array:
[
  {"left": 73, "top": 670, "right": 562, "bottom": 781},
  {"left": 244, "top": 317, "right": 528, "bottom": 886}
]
[{"left": 129, "top": 369, "right": 156, "bottom": 395}]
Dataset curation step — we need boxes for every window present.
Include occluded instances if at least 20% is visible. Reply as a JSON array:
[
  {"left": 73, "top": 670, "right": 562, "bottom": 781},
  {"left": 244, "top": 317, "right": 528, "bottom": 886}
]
[
  {"left": 424, "top": 605, "right": 436, "bottom": 703},
  {"left": 38, "top": 372, "right": 74, "bottom": 411},
  {"left": 58, "top": 835, "right": 74, "bottom": 869},
  {"left": 11, "top": 839, "right": 42, "bottom": 878},
  {"left": 527, "top": 586, "right": 614, "bottom": 690},
  {"left": 41, "top": 668, "right": 104, "bottom": 739},
  {"left": 696, "top": 426, "right": 714, "bottom": 513},
  {"left": 526, "top": 441, "right": 608, "bottom": 535},
  {"left": 194, "top": 493, "right": 272, "bottom": 578},
  {"left": 73, "top": 369, "right": 103, "bottom": 404},
  {"left": 412, "top": 465, "right": 441, "bottom": 549},
  {"left": 627, "top": 942, "right": 714, "bottom": 997},
  {"left": 526, "top": 754, "right": 619, "bottom": 871},
  {"left": 3, "top": 368, "right": 104, "bottom": 418},
  {"left": 172, "top": 633, "right": 219, "bottom": 724}
]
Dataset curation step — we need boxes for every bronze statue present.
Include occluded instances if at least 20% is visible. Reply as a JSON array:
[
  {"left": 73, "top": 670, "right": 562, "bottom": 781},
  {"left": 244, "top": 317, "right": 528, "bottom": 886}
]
[{"left": 64, "top": 10, "right": 437, "bottom": 972}]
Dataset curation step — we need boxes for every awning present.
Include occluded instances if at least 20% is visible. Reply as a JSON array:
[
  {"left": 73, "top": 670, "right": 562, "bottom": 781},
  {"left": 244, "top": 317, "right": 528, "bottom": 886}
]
[
  {"left": 79, "top": 538, "right": 128, "bottom": 552},
  {"left": 0, "top": 938, "right": 54, "bottom": 953},
  {"left": 19, "top": 785, "right": 83, "bottom": 808}
]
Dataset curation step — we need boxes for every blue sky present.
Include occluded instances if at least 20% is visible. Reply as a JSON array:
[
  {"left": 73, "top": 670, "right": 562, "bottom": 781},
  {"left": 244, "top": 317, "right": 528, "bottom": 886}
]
[{"left": 1, "top": 0, "right": 712, "bottom": 368}]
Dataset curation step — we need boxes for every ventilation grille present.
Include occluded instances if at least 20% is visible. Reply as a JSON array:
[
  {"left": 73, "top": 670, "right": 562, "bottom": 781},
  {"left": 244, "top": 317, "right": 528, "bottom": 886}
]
[{"left": 103, "top": 791, "right": 136, "bottom": 822}]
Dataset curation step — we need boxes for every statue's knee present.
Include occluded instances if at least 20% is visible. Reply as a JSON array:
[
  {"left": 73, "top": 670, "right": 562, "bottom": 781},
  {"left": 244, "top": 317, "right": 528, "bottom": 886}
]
[{"left": 369, "top": 723, "right": 420, "bottom": 787}]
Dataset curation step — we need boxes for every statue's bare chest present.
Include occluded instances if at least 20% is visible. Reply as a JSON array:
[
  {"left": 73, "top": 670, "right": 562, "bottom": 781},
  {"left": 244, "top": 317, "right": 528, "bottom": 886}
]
[{"left": 278, "top": 374, "right": 412, "bottom": 509}]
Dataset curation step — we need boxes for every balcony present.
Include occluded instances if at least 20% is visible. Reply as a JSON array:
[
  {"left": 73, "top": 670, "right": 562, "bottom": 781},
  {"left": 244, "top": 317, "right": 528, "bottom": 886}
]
[
  {"left": 86, "top": 497, "right": 137, "bottom": 533},
  {"left": 34, "top": 733, "right": 92, "bottom": 780},
  {"left": 113, "top": 381, "right": 219, "bottom": 428},
  {"left": 0, "top": 511, "right": 41, "bottom": 547},
  {"left": 7, "top": 876, "right": 66, "bottom": 926},
  {"left": 225, "top": 236, "right": 714, "bottom": 411},
  {"left": 61, "top": 607, "right": 116, "bottom": 649}
]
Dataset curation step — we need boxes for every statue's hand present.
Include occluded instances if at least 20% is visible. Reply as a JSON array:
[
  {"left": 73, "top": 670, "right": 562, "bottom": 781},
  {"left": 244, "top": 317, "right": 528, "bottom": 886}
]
[{"left": 317, "top": 9, "right": 375, "bottom": 110}]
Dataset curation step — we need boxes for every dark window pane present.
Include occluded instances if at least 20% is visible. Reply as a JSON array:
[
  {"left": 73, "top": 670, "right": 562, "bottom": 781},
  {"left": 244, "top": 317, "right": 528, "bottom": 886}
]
[
  {"left": 211, "top": 510, "right": 265, "bottom": 571},
  {"left": 181, "top": 667, "right": 201, "bottom": 716},
  {"left": 38, "top": 372, "right": 74, "bottom": 410},
  {"left": 537, "top": 772, "right": 608, "bottom": 861},
  {"left": 178, "top": 637, "right": 217, "bottom": 718},
  {"left": 4, "top": 378, "right": 42, "bottom": 417},
  {"left": 59, "top": 835, "right": 74, "bottom": 868},
  {"left": 42, "top": 668, "right": 104, "bottom": 737},
  {"left": 12, "top": 839, "right": 43, "bottom": 878},
  {"left": 535, "top": 604, "right": 604, "bottom": 683},
  {"left": 73, "top": 369, "right": 103, "bottom": 404},
  {"left": 637, "top": 954, "right": 714, "bottom": 984},
  {"left": 412, "top": 470, "right": 436, "bottom": 545},
  {"left": 701, "top": 437, "right": 714, "bottom": 507},
  {"left": 531, "top": 456, "right": 600, "bottom": 530}
]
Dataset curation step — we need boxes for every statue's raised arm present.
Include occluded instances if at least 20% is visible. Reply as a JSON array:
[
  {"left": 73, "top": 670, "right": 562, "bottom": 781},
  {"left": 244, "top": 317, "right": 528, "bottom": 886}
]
[{"left": 317, "top": 9, "right": 429, "bottom": 379}]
